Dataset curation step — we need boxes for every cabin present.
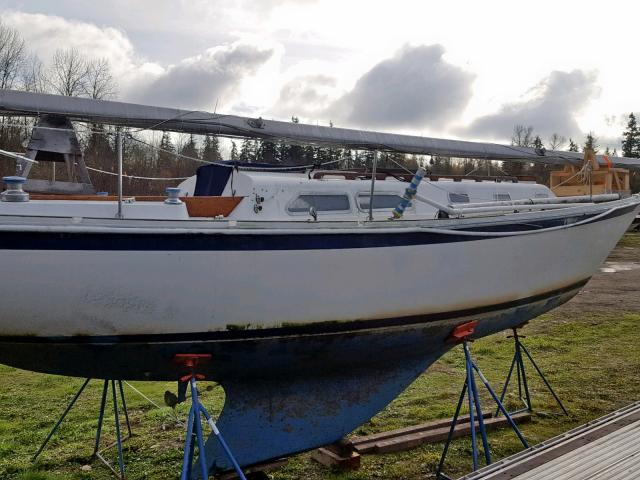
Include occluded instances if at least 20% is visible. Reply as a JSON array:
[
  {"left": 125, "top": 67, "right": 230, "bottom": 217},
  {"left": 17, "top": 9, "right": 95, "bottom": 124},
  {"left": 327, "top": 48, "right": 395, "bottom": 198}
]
[{"left": 178, "top": 163, "right": 555, "bottom": 221}]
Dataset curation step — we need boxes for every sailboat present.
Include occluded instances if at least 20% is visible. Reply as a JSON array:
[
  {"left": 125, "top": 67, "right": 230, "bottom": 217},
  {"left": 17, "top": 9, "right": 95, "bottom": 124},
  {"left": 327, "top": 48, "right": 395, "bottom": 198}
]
[{"left": 0, "top": 89, "right": 638, "bottom": 473}]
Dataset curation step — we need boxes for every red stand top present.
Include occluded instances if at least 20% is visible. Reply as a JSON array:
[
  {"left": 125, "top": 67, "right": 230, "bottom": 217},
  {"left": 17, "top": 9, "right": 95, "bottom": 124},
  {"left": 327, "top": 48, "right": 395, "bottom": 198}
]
[
  {"left": 448, "top": 320, "right": 478, "bottom": 343},
  {"left": 174, "top": 354, "right": 212, "bottom": 381}
]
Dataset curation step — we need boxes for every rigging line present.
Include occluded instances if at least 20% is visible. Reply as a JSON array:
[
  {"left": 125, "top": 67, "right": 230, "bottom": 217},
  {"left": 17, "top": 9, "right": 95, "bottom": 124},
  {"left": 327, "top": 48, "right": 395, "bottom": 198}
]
[
  {"left": 0, "top": 147, "right": 38, "bottom": 164},
  {"left": 123, "top": 381, "right": 162, "bottom": 410},
  {"left": 126, "top": 109, "right": 235, "bottom": 134},
  {"left": 85, "top": 166, "right": 189, "bottom": 181},
  {"left": 126, "top": 135, "right": 215, "bottom": 165},
  {"left": 0, "top": 120, "right": 344, "bottom": 171},
  {"left": 129, "top": 135, "right": 344, "bottom": 171},
  {"left": 383, "top": 153, "right": 457, "bottom": 197},
  {"left": 549, "top": 161, "right": 589, "bottom": 191}
]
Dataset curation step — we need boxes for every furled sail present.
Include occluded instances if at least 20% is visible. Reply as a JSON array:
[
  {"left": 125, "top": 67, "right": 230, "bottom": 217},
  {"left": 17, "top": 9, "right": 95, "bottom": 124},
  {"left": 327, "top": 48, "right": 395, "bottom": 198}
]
[{"left": 1, "top": 89, "right": 638, "bottom": 168}]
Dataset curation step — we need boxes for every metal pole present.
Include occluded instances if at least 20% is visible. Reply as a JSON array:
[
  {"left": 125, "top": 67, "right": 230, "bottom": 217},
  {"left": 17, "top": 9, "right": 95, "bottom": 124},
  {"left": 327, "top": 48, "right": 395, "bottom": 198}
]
[
  {"left": 116, "top": 128, "right": 123, "bottom": 219},
  {"left": 520, "top": 344, "right": 569, "bottom": 415},
  {"left": 33, "top": 378, "right": 92, "bottom": 460},
  {"left": 464, "top": 343, "right": 479, "bottom": 470},
  {"left": 111, "top": 380, "right": 125, "bottom": 478},
  {"left": 368, "top": 151, "right": 378, "bottom": 221},
  {"left": 93, "top": 380, "right": 109, "bottom": 456},
  {"left": 436, "top": 380, "right": 468, "bottom": 479}
]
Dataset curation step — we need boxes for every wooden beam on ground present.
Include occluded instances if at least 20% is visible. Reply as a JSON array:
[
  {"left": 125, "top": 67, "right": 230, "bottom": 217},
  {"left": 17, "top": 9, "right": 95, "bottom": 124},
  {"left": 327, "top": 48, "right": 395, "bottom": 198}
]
[
  {"left": 363, "top": 412, "right": 531, "bottom": 455},
  {"left": 312, "top": 411, "right": 531, "bottom": 471},
  {"left": 311, "top": 444, "right": 361, "bottom": 471},
  {"left": 349, "top": 412, "right": 493, "bottom": 454}
]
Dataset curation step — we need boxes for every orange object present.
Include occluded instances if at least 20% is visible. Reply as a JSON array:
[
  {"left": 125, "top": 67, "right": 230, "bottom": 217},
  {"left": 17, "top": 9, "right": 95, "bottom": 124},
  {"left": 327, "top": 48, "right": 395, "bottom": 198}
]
[
  {"left": 174, "top": 353, "right": 212, "bottom": 381},
  {"left": 603, "top": 155, "right": 613, "bottom": 169},
  {"left": 448, "top": 321, "right": 478, "bottom": 342}
]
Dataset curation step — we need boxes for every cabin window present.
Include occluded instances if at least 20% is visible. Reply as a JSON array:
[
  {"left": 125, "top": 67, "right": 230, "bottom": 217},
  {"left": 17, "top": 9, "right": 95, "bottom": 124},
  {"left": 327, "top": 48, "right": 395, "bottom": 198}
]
[
  {"left": 448, "top": 192, "right": 470, "bottom": 203},
  {"left": 287, "top": 194, "right": 351, "bottom": 213},
  {"left": 357, "top": 193, "right": 404, "bottom": 211},
  {"left": 494, "top": 193, "right": 511, "bottom": 201}
]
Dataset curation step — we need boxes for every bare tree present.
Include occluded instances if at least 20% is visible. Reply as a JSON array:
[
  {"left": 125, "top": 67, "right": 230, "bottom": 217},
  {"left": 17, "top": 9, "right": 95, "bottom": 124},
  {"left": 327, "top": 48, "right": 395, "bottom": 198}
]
[
  {"left": 0, "top": 22, "right": 26, "bottom": 90},
  {"left": 21, "top": 53, "right": 46, "bottom": 93},
  {"left": 548, "top": 133, "right": 566, "bottom": 151},
  {"left": 511, "top": 125, "right": 535, "bottom": 147},
  {"left": 86, "top": 57, "right": 116, "bottom": 99},
  {"left": 49, "top": 48, "right": 90, "bottom": 96}
]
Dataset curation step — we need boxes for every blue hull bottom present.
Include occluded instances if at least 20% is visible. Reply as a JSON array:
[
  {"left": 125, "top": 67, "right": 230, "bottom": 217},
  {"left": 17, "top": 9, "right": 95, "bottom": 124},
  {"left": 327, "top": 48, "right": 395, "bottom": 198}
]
[{"left": 0, "top": 283, "right": 582, "bottom": 475}]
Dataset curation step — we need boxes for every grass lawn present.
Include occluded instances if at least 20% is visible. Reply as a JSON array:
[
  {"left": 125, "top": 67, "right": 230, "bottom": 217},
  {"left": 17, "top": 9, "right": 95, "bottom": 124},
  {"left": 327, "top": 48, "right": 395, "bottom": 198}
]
[{"left": 1, "top": 239, "right": 639, "bottom": 479}]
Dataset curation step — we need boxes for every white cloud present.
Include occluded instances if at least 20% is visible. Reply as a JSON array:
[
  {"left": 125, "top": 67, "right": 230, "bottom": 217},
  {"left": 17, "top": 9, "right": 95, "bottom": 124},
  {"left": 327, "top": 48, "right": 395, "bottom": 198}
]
[
  {"left": 327, "top": 45, "right": 474, "bottom": 130},
  {"left": 1, "top": 11, "right": 277, "bottom": 111},
  {"left": 270, "top": 74, "right": 337, "bottom": 120},
  {"left": 128, "top": 42, "right": 275, "bottom": 110},
  {"left": 3, "top": 0, "right": 640, "bottom": 144},
  {"left": 2, "top": 11, "right": 153, "bottom": 93},
  {"left": 462, "top": 70, "right": 601, "bottom": 141}
]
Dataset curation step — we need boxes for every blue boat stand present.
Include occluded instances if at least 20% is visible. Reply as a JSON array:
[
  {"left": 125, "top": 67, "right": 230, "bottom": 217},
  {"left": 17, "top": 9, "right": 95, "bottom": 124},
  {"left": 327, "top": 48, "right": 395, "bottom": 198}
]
[
  {"left": 495, "top": 327, "right": 568, "bottom": 416},
  {"left": 175, "top": 354, "right": 247, "bottom": 480},
  {"left": 436, "top": 322, "right": 529, "bottom": 479},
  {"left": 33, "top": 378, "right": 132, "bottom": 479}
]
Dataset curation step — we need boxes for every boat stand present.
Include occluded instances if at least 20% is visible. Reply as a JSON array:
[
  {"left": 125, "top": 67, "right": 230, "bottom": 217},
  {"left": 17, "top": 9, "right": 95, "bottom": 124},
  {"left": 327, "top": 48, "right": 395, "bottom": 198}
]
[
  {"left": 175, "top": 354, "right": 247, "bottom": 480},
  {"left": 33, "top": 378, "right": 132, "bottom": 479},
  {"left": 436, "top": 322, "right": 529, "bottom": 480},
  {"left": 496, "top": 327, "right": 568, "bottom": 416}
]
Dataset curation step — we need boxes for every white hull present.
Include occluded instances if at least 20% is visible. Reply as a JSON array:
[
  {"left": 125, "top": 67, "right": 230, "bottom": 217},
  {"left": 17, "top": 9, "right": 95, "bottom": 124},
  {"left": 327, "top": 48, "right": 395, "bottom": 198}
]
[{"left": 0, "top": 199, "right": 636, "bottom": 338}]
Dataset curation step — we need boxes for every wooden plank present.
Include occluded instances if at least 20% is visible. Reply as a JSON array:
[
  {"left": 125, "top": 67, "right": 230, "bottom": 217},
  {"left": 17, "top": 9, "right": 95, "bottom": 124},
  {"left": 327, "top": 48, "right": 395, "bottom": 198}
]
[
  {"left": 371, "top": 412, "right": 531, "bottom": 454},
  {"left": 182, "top": 196, "right": 243, "bottom": 217},
  {"left": 311, "top": 447, "right": 361, "bottom": 470},
  {"left": 349, "top": 412, "right": 492, "bottom": 453}
]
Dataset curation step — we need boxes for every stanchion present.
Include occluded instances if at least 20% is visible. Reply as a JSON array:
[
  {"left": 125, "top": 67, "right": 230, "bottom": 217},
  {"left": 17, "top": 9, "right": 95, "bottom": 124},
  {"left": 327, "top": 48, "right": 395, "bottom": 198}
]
[
  {"left": 436, "top": 321, "right": 529, "bottom": 480},
  {"left": 496, "top": 327, "right": 568, "bottom": 416},
  {"left": 33, "top": 378, "right": 132, "bottom": 479},
  {"left": 175, "top": 354, "right": 247, "bottom": 480}
]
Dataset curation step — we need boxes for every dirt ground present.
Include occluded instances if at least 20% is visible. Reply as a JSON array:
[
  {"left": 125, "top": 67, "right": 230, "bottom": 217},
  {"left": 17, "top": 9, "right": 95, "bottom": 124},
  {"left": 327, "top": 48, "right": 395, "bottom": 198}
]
[{"left": 551, "top": 234, "right": 640, "bottom": 315}]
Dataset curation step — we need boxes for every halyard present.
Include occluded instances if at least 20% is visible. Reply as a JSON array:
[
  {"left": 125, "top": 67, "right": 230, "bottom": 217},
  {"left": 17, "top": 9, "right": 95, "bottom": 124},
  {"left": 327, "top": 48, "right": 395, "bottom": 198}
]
[{"left": 1, "top": 235, "right": 639, "bottom": 480}]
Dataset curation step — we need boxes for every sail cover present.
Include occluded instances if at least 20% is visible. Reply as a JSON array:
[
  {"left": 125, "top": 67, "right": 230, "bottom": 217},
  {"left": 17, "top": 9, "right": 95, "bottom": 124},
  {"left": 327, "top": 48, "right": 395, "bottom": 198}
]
[{"left": 1, "top": 89, "right": 639, "bottom": 169}]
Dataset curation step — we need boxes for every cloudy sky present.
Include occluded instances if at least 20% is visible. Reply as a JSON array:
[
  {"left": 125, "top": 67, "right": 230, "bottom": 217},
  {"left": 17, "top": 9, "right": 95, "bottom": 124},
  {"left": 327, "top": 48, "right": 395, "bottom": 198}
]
[{"left": 1, "top": 0, "right": 638, "bottom": 148}]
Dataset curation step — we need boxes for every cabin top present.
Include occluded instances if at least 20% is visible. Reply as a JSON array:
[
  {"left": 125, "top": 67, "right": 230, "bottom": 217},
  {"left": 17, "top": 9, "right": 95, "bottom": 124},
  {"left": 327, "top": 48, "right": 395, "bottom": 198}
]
[{"left": 178, "top": 167, "right": 554, "bottom": 221}]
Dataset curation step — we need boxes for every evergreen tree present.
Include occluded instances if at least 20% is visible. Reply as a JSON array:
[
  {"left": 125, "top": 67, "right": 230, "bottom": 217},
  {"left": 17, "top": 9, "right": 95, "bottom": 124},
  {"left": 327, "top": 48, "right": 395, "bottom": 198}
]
[
  {"left": 568, "top": 138, "right": 579, "bottom": 152},
  {"left": 202, "top": 135, "right": 222, "bottom": 162},
  {"left": 176, "top": 134, "right": 199, "bottom": 177},
  {"left": 256, "top": 140, "right": 278, "bottom": 164},
  {"left": 179, "top": 135, "right": 199, "bottom": 160},
  {"left": 239, "top": 139, "right": 254, "bottom": 162},
  {"left": 157, "top": 132, "right": 176, "bottom": 172},
  {"left": 583, "top": 132, "right": 599, "bottom": 153},
  {"left": 230, "top": 141, "right": 239, "bottom": 161},
  {"left": 340, "top": 149, "right": 353, "bottom": 169},
  {"left": 532, "top": 135, "right": 544, "bottom": 149},
  {"left": 84, "top": 124, "right": 115, "bottom": 193},
  {"left": 529, "top": 135, "right": 548, "bottom": 184},
  {"left": 302, "top": 145, "right": 316, "bottom": 165},
  {"left": 622, "top": 113, "right": 639, "bottom": 158}
]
